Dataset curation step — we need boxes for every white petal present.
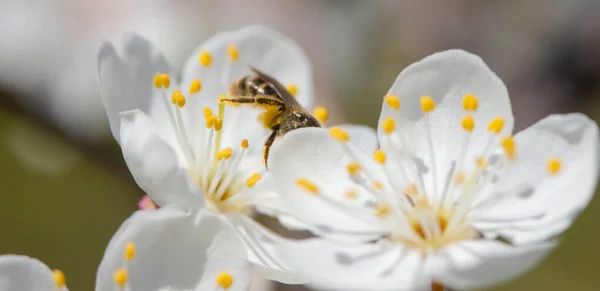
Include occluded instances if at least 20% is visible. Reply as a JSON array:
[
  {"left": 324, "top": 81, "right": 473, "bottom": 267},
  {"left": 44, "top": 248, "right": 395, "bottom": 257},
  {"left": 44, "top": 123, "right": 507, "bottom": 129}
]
[
  {"left": 181, "top": 25, "right": 313, "bottom": 109},
  {"left": 277, "top": 239, "right": 429, "bottom": 290},
  {"left": 379, "top": 50, "right": 514, "bottom": 198},
  {"left": 96, "top": 207, "right": 250, "bottom": 291},
  {"left": 338, "top": 124, "right": 379, "bottom": 154},
  {"left": 97, "top": 34, "right": 171, "bottom": 143},
  {"left": 426, "top": 240, "right": 555, "bottom": 289},
  {"left": 120, "top": 109, "right": 203, "bottom": 209},
  {"left": 268, "top": 127, "right": 386, "bottom": 242},
  {"left": 473, "top": 113, "right": 599, "bottom": 244},
  {"left": 228, "top": 214, "right": 310, "bottom": 284},
  {"left": 0, "top": 255, "right": 67, "bottom": 291}
]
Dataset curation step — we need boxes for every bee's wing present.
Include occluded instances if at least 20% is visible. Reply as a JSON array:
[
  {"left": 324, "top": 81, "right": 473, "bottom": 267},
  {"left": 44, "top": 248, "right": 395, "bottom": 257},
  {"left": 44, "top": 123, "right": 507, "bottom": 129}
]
[{"left": 250, "top": 67, "right": 304, "bottom": 109}]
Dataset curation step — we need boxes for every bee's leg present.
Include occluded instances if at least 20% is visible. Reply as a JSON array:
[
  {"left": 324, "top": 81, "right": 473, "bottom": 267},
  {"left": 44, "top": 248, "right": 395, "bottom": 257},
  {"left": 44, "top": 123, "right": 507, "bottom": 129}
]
[
  {"left": 263, "top": 125, "right": 280, "bottom": 169},
  {"left": 222, "top": 96, "right": 285, "bottom": 108}
]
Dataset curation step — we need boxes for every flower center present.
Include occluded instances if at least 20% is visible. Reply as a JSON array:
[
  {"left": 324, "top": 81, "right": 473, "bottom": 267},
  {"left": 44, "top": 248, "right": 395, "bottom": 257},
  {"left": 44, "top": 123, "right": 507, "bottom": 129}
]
[{"left": 152, "top": 67, "right": 261, "bottom": 215}]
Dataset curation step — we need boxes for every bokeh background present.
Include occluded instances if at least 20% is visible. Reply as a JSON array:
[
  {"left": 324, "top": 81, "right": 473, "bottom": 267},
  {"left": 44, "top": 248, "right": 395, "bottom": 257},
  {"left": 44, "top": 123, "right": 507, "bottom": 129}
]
[{"left": 2, "top": 0, "right": 600, "bottom": 290}]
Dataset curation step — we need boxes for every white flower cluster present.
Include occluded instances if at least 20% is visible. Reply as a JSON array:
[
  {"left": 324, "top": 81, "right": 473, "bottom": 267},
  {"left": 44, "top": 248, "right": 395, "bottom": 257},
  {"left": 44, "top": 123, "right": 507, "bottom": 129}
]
[{"left": 1, "top": 26, "right": 598, "bottom": 291}]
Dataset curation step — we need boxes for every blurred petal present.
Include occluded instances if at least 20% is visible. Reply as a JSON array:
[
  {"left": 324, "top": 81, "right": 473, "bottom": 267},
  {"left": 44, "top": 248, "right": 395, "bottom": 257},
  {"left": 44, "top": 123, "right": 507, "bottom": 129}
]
[
  {"left": 96, "top": 207, "right": 250, "bottom": 291},
  {"left": 277, "top": 239, "right": 428, "bottom": 290},
  {"left": 97, "top": 34, "right": 170, "bottom": 143},
  {"left": 473, "top": 113, "right": 599, "bottom": 244},
  {"left": 0, "top": 255, "right": 67, "bottom": 291},
  {"left": 120, "top": 109, "right": 203, "bottom": 209},
  {"left": 427, "top": 240, "right": 555, "bottom": 289}
]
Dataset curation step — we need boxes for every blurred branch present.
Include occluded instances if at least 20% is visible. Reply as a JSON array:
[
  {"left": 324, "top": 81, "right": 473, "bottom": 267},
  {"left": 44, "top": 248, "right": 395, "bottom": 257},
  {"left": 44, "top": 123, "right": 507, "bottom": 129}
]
[{"left": 0, "top": 89, "right": 139, "bottom": 192}]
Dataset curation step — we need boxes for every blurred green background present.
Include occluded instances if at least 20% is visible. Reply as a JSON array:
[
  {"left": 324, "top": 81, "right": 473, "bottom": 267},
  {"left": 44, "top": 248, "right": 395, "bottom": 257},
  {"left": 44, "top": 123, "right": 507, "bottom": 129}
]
[{"left": 2, "top": 0, "right": 600, "bottom": 290}]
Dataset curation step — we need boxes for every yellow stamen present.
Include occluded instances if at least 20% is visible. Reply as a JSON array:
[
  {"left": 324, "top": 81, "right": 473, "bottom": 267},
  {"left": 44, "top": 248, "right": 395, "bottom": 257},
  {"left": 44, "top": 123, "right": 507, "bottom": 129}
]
[
  {"left": 216, "top": 272, "right": 233, "bottom": 289},
  {"left": 203, "top": 107, "right": 213, "bottom": 118},
  {"left": 313, "top": 106, "right": 328, "bottom": 123},
  {"left": 171, "top": 90, "right": 186, "bottom": 108},
  {"left": 206, "top": 115, "right": 217, "bottom": 129},
  {"left": 501, "top": 136, "right": 516, "bottom": 159},
  {"left": 153, "top": 73, "right": 170, "bottom": 89},
  {"left": 113, "top": 268, "right": 128, "bottom": 287},
  {"left": 404, "top": 184, "right": 417, "bottom": 195},
  {"left": 296, "top": 178, "right": 319, "bottom": 194},
  {"left": 286, "top": 84, "right": 298, "bottom": 97},
  {"left": 547, "top": 158, "right": 562, "bottom": 175},
  {"left": 214, "top": 117, "right": 223, "bottom": 131},
  {"left": 382, "top": 117, "right": 396, "bottom": 134},
  {"left": 241, "top": 139, "right": 249, "bottom": 149},
  {"left": 124, "top": 242, "right": 136, "bottom": 261},
  {"left": 373, "top": 181, "right": 384, "bottom": 190},
  {"left": 198, "top": 51, "right": 213, "bottom": 67},
  {"left": 384, "top": 94, "right": 400, "bottom": 110},
  {"left": 345, "top": 190, "right": 358, "bottom": 199},
  {"left": 189, "top": 79, "right": 202, "bottom": 94},
  {"left": 227, "top": 44, "right": 239, "bottom": 62},
  {"left": 217, "top": 148, "right": 233, "bottom": 160},
  {"left": 52, "top": 269, "right": 66, "bottom": 289},
  {"left": 488, "top": 117, "right": 505, "bottom": 134},
  {"left": 246, "top": 173, "right": 262, "bottom": 188},
  {"left": 346, "top": 162, "right": 362, "bottom": 175},
  {"left": 375, "top": 203, "right": 391, "bottom": 218},
  {"left": 454, "top": 171, "right": 466, "bottom": 184},
  {"left": 420, "top": 95, "right": 435, "bottom": 113},
  {"left": 373, "top": 150, "right": 386, "bottom": 164},
  {"left": 462, "top": 94, "right": 478, "bottom": 111},
  {"left": 461, "top": 116, "right": 475, "bottom": 132},
  {"left": 476, "top": 157, "right": 488, "bottom": 168},
  {"left": 329, "top": 127, "right": 350, "bottom": 142}
]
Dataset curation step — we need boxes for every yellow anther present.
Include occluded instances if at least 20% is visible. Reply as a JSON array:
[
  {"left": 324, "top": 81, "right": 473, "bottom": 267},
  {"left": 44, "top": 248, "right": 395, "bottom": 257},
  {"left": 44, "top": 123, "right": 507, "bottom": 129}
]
[
  {"left": 476, "top": 157, "right": 488, "bottom": 168},
  {"left": 214, "top": 118, "right": 223, "bottom": 131},
  {"left": 375, "top": 203, "right": 391, "bottom": 218},
  {"left": 216, "top": 272, "right": 233, "bottom": 289},
  {"left": 124, "top": 242, "right": 136, "bottom": 261},
  {"left": 206, "top": 115, "right": 217, "bottom": 129},
  {"left": 373, "top": 181, "right": 384, "bottom": 190},
  {"left": 404, "top": 184, "right": 417, "bottom": 195},
  {"left": 384, "top": 94, "right": 401, "bottom": 110},
  {"left": 217, "top": 148, "right": 233, "bottom": 160},
  {"left": 52, "top": 269, "right": 66, "bottom": 289},
  {"left": 487, "top": 117, "right": 505, "bottom": 134},
  {"left": 241, "top": 139, "right": 249, "bottom": 149},
  {"left": 462, "top": 94, "right": 479, "bottom": 111},
  {"left": 346, "top": 162, "right": 362, "bottom": 175},
  {"left": 501, "top": 136, "right": 516, "bottom": 159},
  {"left": 313, "top": 106, "right": 329, "bottom": 123},
  {"left": 246, "top": 173, "right": 262, "bottom": 188},
  {"left": 382, "top": 117, "right": 396, "bottom": 134},
  {"left": 189, "top": 79, "right": 202, "bottom": 94},
  {"left": 198, "top": 51, "right": 213, "bottom": 67},
  {"left": 345, "top": 190, "right": 358, "bottom": 199},
  {"left": 227, "top": 44, "right": 239, "bottom": 62},
  {"left": 373, "top": 150, "right": 386, "bottom": 164},
  {"left": 420, "top": 96, "right": 436, "bottom": 113},
  {"left": 203, "top": 107, "right": 214, "bottom": 118},
  {"left": 171, "top": 90, "right": 186, "bottom": 108},
  {"left": 153, "top": 74, "right": 170, "bottom": 89},
  {"left": 286, "top": 84, "right": 298, "bottom": 97},
  {"left": 461, "top": 116, "right": 475, "bottom": 132},
  {"left": 329, "top": 127, "right": 350, "bottom": 142},
  {"left": 113, "top": 268, "right": 128, "bottom": 287},
  {"left": 547, "top": 158, "right": 562, "bottom": 175},
  {"left": 454, "top": 172, "right": 466, "bottom": 184},
  {"left": 296, "top": 178, "right": 319, "bottom": 194},
  {"left": 415, "top": 197, "right": 430, "bottom": 208}
]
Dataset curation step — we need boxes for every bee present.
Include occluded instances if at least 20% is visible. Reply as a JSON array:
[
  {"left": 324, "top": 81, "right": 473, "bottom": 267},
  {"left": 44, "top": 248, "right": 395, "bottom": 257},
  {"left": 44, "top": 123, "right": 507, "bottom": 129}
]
[{"left": 222, "top": 67, "right": 321, "bottom": 167}]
